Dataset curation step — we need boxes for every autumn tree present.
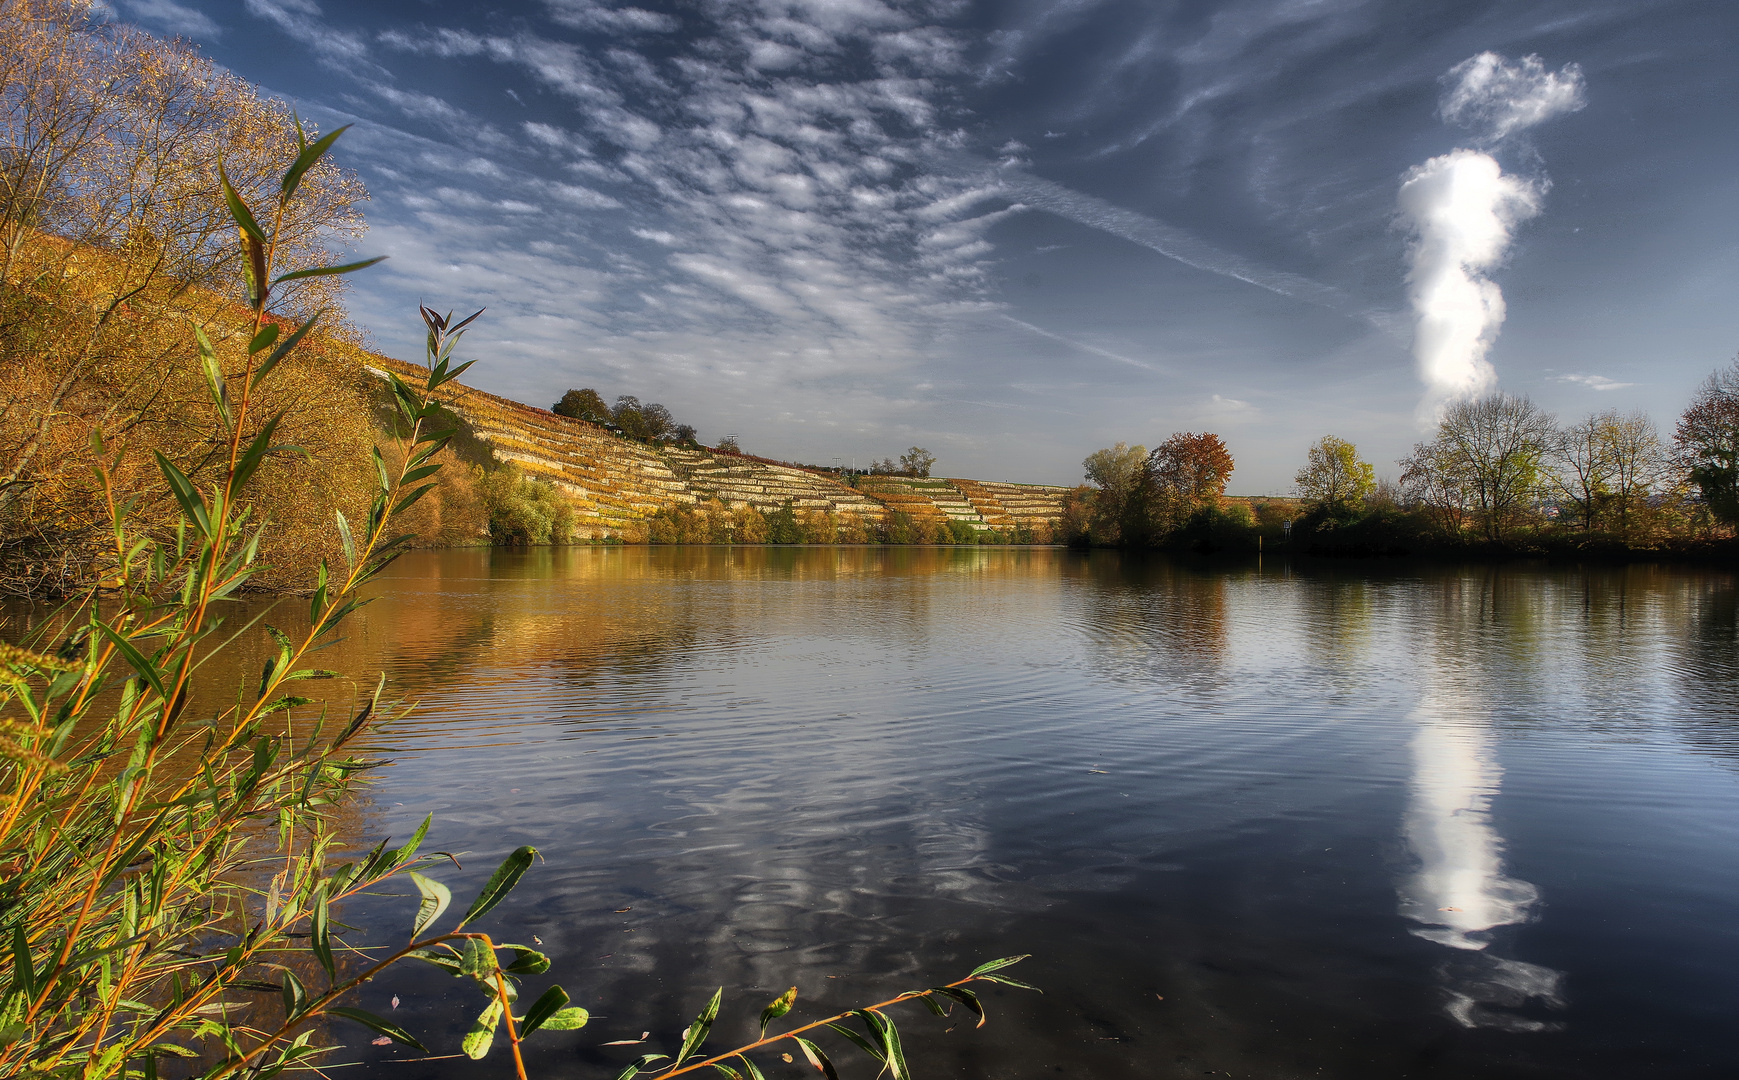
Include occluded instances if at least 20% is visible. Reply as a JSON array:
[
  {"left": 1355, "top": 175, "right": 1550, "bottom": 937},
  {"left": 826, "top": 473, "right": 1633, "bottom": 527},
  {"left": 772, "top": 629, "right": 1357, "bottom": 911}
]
[
  {"left": 1148, "top": 432, "right": 1234, "bottom": 507},
  {"left": 899, "top": 446, "right": 936, "bottom": 478},
  {"left": 1676, "top": 357, "right": 1739, "bottom": 527},
  {"left": 1399, "top": 393, "right": 1555, "bottom": 542},
  {"left": 1551, "top": 412, "right": 1617, "bottom": 530},
  {"left": 0, "top": 0, "right": 368, "bottom": 561},
  {"left": 1294, "top": 436, "right": 1375, "bottom": 515}
]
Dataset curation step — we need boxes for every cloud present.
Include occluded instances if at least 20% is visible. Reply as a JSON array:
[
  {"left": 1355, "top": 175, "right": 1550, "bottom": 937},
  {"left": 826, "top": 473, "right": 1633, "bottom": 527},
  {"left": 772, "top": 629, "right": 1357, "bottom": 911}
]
[
  {"left": 1398, "top": 53, "right": 1582, "bottom": 423},
  {"left": 977, "top": 158, "right": 1404, "bottom": 338},
  {"left": 243, "top": 0, "right": 381, "bottom": 74},
  {"left": 1000, "top": 315, "right": 1162, "bottom": 373},
  {"left": 1439, "top": 52, "right": 1587, "bottom": 144},
  {"left": 1557, "top": 373, "right": 1634, "bottom": 391},
  {"left": 119, "top": 0, "right": 220, "bottom": 37},
  {"left": 543, "top": 0, "right": 680, "bottom": 35},
  {"left": 1193, "top": 393, "right": 1258, "bottom": 421},
  {"left": 1397, "top": 149, "right": 1542, "bottom": 419}
]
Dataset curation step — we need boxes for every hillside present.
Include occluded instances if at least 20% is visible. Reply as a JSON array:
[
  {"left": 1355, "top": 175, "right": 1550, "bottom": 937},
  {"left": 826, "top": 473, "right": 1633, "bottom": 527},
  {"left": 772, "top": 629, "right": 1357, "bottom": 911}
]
[{"left": 366, "top": 357, "right": 1071, "bottom": 540}]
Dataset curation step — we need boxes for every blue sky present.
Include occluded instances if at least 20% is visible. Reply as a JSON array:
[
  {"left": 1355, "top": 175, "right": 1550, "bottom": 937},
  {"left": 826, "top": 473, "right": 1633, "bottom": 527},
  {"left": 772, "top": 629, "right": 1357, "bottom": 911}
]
[{"left": 107, "top": 0, "right": 1739, "bottom": 490}]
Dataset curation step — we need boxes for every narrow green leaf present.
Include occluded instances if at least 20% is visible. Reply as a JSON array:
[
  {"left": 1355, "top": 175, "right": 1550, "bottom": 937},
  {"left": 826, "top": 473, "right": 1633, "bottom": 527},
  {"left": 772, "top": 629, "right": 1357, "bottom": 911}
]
[
  {"left": 272, "top": 256, "right": 388, "bottom": 286},
  {"left": 256, "top": 312, "right": 321, "bottom": 384},
  {"left": 195, "top": 325, "right": 232, "bottom": 427},
  {"left": 153, "top": 452, "right": 211, "bottom": 537},
  {"left": 408, "top": 873, "right": 451, "bottom": 938},
  {"left": 967, "top": 955, "right": 1029, "bottom": 977},
  {"left": 404, "top": 947, "right": 462, "bottom": 976},
  {"left": 280, "top": 969, "right": 307, "bottom": 1020},
  {"left": 614, "top": 1053, "right": 669, "bottom": 1080},
  {"left": 503, "top": 945, "right": 550, "bottom": 974},
  {"left": 853, "top": 1011, "right": 901, "bottom": 1079},
  {"left": 916, "top": 993, "right": 948, "bottom": 1018},
  {"left": 94, "top": 623, "right": 168, "bottom": 700},
  {"left": 537, "top": 1007, "right": 590, "bottom": 1031},
  {"left": 249, "top": 324, "right": 281, "bottom": 354},
  {"left": 311, "top": 887, "right": 335, "bottom": 983},
  {"left": 708, "top": 1065, "right": 742, "bottom": 1080},
  {"left": 792, "top": 1037, "right": 839, "bottom": 1080},
  {"left": 823, "top": 1023, "right": 883, "bottom": 1064},
  {"left": 329, "top": 1007, "right": 428, "bottom": 1052},
  {"left": 218, "top": 159, "right": 265, "bottom": 242},
  {"left": 462, "top": 999, "right": 503, "bottom": 1060},
  {"left": 456, "top": 845, "right": 537, "bottom": 928},
  {"left": 675, "top": 987, "right": 722, "bottom": 1065},
  {"left": 281, "top": 124, "right": 350, "bottom": 201},
  {"left": 975, "top": 974, "right": 1040, "bottom": 992},
  {"left": 928, "top": 986, "right": 984, "bottom": 1028},
  {"left": 518, "top": 985, "right": 569, "bottom": 1036},
  {"left": 10, "top": 926, "right": 35, "bottom": 1000},
  {"left": 737, "top": 1054, "right": 768, "bottom": 1080},
  {"left": 334, "top": 510, "right": 356, "bottom": 567},
  {"left": 759, "top": 986, "right": 796, "bottom": 1038},
  {"left": 391, "top": 814, "right": 433, "bottom": 869}
]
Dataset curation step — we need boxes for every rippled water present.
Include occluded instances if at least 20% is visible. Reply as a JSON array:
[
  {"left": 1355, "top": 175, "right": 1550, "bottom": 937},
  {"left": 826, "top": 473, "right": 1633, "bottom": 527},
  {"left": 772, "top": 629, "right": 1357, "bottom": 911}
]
[{"left": 64, "top": 548, "right": 1739, "bottom": 1076}]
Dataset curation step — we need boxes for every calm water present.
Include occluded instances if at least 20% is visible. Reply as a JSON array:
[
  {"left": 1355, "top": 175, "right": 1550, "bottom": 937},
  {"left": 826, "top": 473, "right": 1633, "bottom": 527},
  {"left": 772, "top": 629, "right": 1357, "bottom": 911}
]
[{"left": 114, "top": 549, "right": 1739, "bottom": 1075}]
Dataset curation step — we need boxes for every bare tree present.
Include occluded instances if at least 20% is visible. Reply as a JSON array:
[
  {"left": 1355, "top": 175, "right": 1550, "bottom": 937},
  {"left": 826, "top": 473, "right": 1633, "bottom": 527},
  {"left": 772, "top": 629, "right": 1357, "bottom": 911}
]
[
  {"left": 1399, "top": 393, "right": 1556, "bottom": 542},
  {"left": 1551, "top": 412, "right": 1616, "bottom": 530},
  {"left": 1603, "top": 411, "right": 1670, "bottom": 538}
]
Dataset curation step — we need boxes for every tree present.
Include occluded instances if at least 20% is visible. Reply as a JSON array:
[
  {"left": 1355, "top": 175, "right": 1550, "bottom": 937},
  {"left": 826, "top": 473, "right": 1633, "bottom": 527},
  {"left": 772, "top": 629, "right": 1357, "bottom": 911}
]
[
  {"left": 1676, "top": 357, "right": 1739, "bottom": 527},
  {"left": 1399, "top": 393, "right": 1555, "bottom": 542},
  {"left": 552, "top": 387, "right": 608, "bottom": 421},
  {"left": 716, "top": 434, "right": 741, "bottom": 454},
  {"left": 1551, "top": 412, "right": 1617, "bottom": 530},
  {"left": 900, "top": 446, "right": 936, "bottom": 477},
  {"left": 0, "top": 0, "right": 368, "bottom": 518},
  {"left": 1602, "top": 410, "right": 1671, "bottom": 538},
  {"left": 1080, "top": 442, "right": 1146, "bottom": 544},
  {"left": 1294, "top": 436, "right": 1375, "bottom": 514},
  {"left": 641, "top": 401, "right": 675, "bottom": 441},
  {"left": 1148, "top": 432, "right": 1234, "bottom": 507}
]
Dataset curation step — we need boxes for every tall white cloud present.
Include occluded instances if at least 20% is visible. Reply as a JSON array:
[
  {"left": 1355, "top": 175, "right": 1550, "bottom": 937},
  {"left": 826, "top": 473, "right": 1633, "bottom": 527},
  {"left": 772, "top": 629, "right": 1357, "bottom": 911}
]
[{"left": 1399, "top": 53, "right": 1586, "bottom": 422}]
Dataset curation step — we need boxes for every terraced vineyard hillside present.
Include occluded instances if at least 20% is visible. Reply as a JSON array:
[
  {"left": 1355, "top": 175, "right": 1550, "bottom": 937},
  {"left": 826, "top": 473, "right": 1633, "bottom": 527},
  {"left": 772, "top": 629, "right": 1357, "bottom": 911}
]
[{"left": 368, "top": 358, "right": 1068, "bottom": 538}]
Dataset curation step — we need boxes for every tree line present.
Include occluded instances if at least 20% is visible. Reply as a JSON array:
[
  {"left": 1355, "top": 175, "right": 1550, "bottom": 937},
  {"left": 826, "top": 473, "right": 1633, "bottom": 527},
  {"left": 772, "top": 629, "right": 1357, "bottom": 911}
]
[
  {"left": 552, "top": 387, "right": 698, "bottom": 445},
  {"left": 1074, "top": 358, "right": 1739, "bottom": 554}
]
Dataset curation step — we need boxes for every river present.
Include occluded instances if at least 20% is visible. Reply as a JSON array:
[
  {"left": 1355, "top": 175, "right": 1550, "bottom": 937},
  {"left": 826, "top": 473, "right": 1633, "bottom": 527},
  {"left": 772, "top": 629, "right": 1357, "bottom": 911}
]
[{"left": 154, "top": 548, "right": 1739, "bottom": 1076}]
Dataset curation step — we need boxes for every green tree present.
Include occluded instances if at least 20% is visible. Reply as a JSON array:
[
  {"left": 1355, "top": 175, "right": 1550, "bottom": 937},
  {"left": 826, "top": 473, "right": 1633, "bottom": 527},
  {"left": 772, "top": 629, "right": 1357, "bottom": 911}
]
[
  {"left": 552, "top": 387, "right": 608, "bottom": 421},
  {"left": 1294, "top": 436, "right": 1375, "bottom": 515},
  {"left": 1080, "top": 442, "right": 1145, "bottom": 544},
  {"left": 1676, "top": 357, "right": 1739, "bottom": 527},
  {"left": 900, "top": 446, "right": 936, "bottom": 477}
]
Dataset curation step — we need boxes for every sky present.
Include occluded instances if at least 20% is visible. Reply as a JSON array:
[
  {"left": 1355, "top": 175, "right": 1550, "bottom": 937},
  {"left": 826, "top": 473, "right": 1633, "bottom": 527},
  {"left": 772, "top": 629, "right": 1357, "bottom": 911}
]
[{"left": 103, "top": 0, "right": 1739, "bottom": 491}]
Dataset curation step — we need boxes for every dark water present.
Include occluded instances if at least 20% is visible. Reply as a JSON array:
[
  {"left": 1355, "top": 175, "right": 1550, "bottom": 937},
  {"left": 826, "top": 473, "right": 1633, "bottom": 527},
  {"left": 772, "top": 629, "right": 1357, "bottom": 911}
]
[{"left": 128, "top": 549, "right": 1739, "bottom": 1076}]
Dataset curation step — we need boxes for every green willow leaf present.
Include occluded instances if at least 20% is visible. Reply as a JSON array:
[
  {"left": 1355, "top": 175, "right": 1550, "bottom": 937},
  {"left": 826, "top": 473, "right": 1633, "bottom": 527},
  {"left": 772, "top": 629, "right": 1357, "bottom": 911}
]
[
  {"left": 502, "top": 945, "right": 550, "bottom": 974},
  {"left": 404, "top": 947, "right": 462, "bottom": 976},
  {"left": 457, "top": 845, "right": 537, "bottom": 928},
  {"left": 928, "top": 986, "right": 985, "bottom": 1028},
  {"left": 538, "top": 1007, "right": 590, "bottom": 1031},
  {"left": 518, "top": 985, "right": 568, "bottom": 1036},
  {"left": 328, "top": 1007, "right": 428, "bottom": 1052},
  {"left": 614, "top": 1053, "right": 669, "bottom": 1080},
  {"left": 792, "top": 1037, "right": 839, "bottom": 1080},
  {"left": 823, "top": 1022, "right": 883, "bottom": 1064},
  {"left": 675, "top": 987, "right": 723, "bottom": 1065},
  {"left": 737, "top": 1054, "right": 768, "bottom": 1080},
  {"left": 460, "top": 936, "right": 494, "bottom": 981},
  {"left": 408, "top": 872, "right": 451, "bottom": 938},
  {"left": 975, "top": 974, "right": 1041, "bottom": 992},
  {"left": 758, "top": 986, "right": 796, "bottom": 1037},
  {"left": 272, "top": 256, "right": 388, "bottom": 286},
  {"left": 709, "top": 1065, "right": 743, "bottom": 1080},
  {"left": 967, "top": 955, "right": 1030, "bottom": 978},
  {"left": 280, "top": 124, "right": 350, "bottom": 201},
  {"left": 463, "top": 999, "right": 503, "bottom": 1060}
]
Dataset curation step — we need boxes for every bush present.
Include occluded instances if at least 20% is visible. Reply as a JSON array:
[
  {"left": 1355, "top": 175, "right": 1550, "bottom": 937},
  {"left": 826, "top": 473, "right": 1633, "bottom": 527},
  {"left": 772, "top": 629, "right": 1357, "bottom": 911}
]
[{"left": 476, "top": 466, "right": 577, "bottom": 545}]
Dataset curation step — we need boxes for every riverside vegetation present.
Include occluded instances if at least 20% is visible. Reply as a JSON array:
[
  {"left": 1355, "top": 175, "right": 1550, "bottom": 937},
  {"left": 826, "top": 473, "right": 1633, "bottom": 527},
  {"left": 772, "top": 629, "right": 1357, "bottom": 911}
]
[
  {"left": 0, "top": 109, "right": 1037, "bottom": 1077},
  {"left": 1068, "top": 383, "right": 1739, "bottom": 557}
]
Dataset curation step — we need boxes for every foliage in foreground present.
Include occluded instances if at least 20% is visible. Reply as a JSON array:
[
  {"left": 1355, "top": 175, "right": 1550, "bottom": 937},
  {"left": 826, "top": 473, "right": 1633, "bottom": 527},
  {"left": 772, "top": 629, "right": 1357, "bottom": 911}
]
[{"left": 0, "top": 131, "right": 1036, "bottom": 1079}]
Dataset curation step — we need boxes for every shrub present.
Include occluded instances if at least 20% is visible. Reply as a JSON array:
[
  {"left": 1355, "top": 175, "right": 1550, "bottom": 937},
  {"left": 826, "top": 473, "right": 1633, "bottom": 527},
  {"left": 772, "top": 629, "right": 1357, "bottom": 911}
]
[{"left": 476, "top": 466, "right": 576, "bottom": 545}]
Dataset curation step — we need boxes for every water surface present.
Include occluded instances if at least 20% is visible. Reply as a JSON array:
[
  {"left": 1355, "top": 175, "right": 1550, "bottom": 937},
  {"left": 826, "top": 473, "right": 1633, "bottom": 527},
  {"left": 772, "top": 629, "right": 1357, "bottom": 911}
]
[{"left": 118, "top": 548, "right": 1739, "bottom": 1077}]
